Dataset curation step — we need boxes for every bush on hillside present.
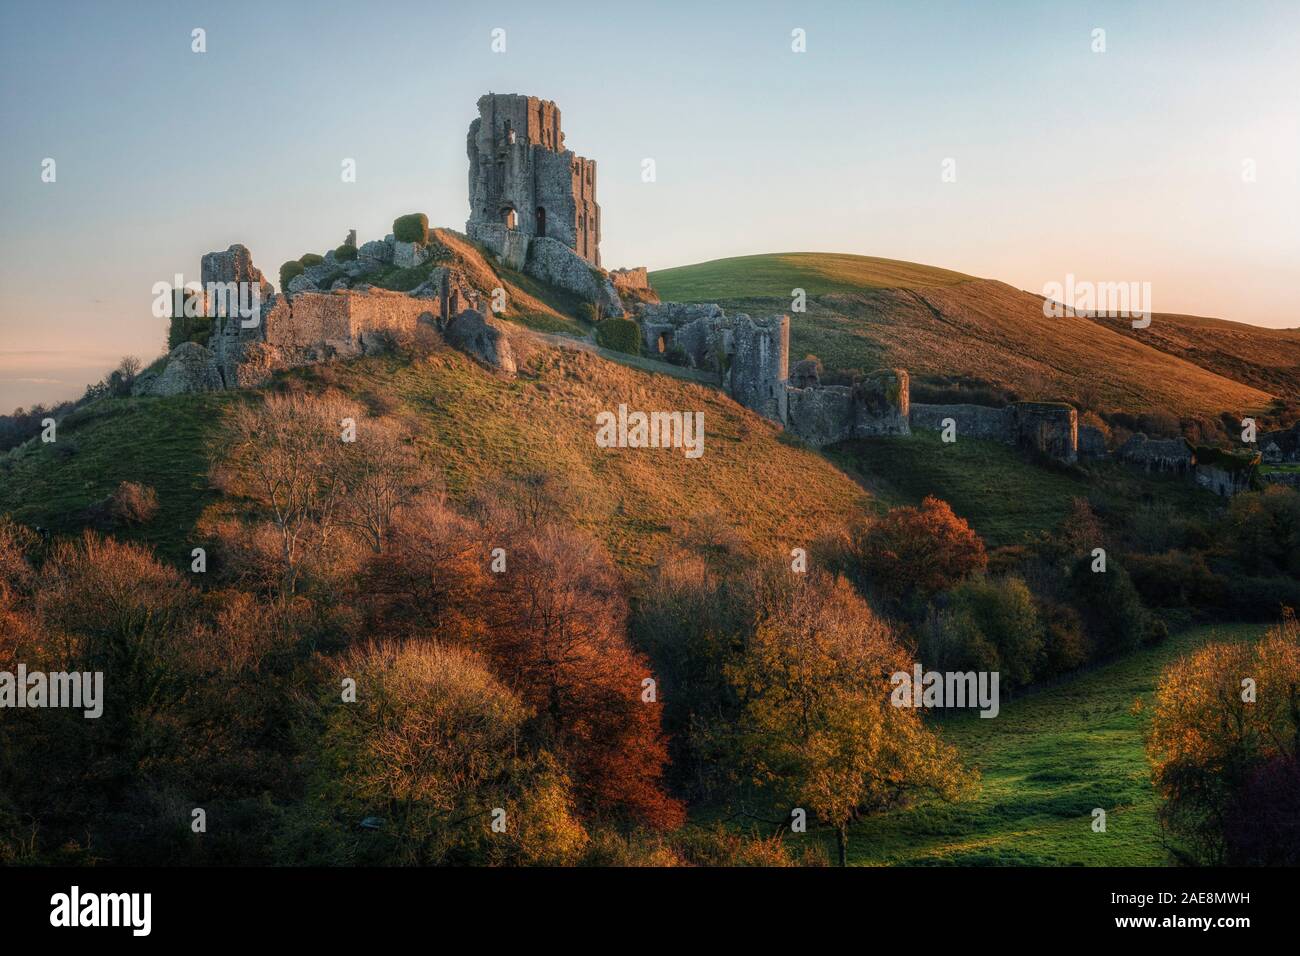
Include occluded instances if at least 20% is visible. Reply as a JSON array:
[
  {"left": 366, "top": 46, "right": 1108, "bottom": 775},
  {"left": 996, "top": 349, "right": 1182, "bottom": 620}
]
[
  {"left": 303, "top": 640, "right": 588, "bottom": 866},
  {"left": 852, "top": 496, "right": 988, "bottom": 613},
  {"left": 594, "top": 318, "right": 641, "bottom": 356},
  {"left": 663, "top": 342, "right": 689, "bottom": 366},
  {"left": 1147, "top": 611, "right": 1300, "bottom": 865},
  {"left": 918, "top": 604, "right": 999, "bottom": 675},
  {"left": 944, "top": 575, "right": 1043, "bottom": 689},
  {"left": 279, "top": 260, "right": 304, "bottom": 290},
  {"left": 298, "top": 253, "right": 324, "bottom": 268},
  {"left": 393, "top": 213, "right": 429, "bottom": 244},
  {"left": 1126, "top": 550, "right": 1225, "bottom": 611},
  {"left": 109, "top": 481, "right": 160, "bottom": 525},
  {"left": 1069, "top": 555, "right": 1149, "bottom": 657},
  {"left": 334, "top": 244, "right": 357, "bottom": 262},
  {"left": 1038, "top": 600, "right": 1090, "bottom": 675},
  {"left": 1224, "top": 486, "right": 1300, "bottom": 577}
]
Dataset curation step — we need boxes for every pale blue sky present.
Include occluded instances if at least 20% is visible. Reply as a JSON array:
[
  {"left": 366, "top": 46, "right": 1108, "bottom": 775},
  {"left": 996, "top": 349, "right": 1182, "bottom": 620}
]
[{"left": 2, "top": 0, "right": 1298, "bottom": 409}]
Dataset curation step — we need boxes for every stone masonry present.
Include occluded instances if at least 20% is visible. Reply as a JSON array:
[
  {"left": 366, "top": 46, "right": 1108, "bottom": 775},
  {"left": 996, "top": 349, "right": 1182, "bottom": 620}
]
[
  {"left": 143, "top": 94, "right": 1098, "bottom": 475},
  {"left": 465, "top": 93, "right": 629, "bottom": 317},
  {"left": 467, "top": 94, "right": 600, "bottom": 266}
]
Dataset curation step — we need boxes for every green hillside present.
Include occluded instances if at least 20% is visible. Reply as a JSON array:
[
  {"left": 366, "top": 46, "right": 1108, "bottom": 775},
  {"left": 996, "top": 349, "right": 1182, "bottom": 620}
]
[
  {"left": 648, "top": 253, "right": 1276, "bottom": 419},
  {"left": 832, "top": 432, "right": 1224, "bottom": 548},
  {"left": 841, "top": 622, "right": 1266, "bottom": 866},
  {"left": 0, "top": 336, "right": 872, "bottom": 575},
  {"left": 650, "top": 252, "right": 976, "bottom": 301}
]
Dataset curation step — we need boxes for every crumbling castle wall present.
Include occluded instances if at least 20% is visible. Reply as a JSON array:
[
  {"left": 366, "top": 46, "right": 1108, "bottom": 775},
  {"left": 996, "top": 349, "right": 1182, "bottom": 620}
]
[
  {"left": 785, "top": 385, "right": 855, "bottom": 446},
  {"left": 1261, "top": 423, "right": 1300, "bottom": 464},
  {"left": 909, "top": 401, "right": 1078, "bottom": 462},
  {"left": 1117, "top": 434, "right": 1194, "bottom": 474},
  {"left": 910, "top": 403, "right": 1014, "bottom": 442},
  {"left": 853, "top": 370, "right": 911, "bottom": 437},
  {"left": 609, "top": 267, "right": 657, "bottom": 305},
  {"left": 1196, "top": 464, "right": 1253, "bottom": 497},
  {"left": 1014, "top": 402, "right": 1078, "bottom": 464}
]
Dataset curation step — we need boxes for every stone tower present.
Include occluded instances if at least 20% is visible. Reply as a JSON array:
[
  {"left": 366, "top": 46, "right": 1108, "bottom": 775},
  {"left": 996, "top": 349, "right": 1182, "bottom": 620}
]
[
  {"left": 466, "top": 93, "right": 601, "bottom": 267},
  {"left": 728, "top": 314, "right": 790, "bottom": 424}
]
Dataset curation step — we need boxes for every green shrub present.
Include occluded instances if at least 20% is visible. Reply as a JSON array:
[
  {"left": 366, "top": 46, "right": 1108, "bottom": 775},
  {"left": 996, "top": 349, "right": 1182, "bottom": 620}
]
[
  {"left": 575, "top": 302, "right": 598, "bottom": 324},
  {"left": 594, "top": 318, "right": 641, "bottom": 356},
  {"left": 919, "top": 604, "right": 1000, "bottom": 676},
  {"left": 1070, "top": 556, "right": 1149, "bottom": 657},
  {"left": 279, "top": 260, "right": 305, "bottom": 289},
  {"left": 334, "top": 244, "right": 357, "bottom": 262},
  {"left": 299, "top": 253, "right": 324, "bottom": 268},
  {"left": 1126, "top": 551, "right": 1226, "bottom": 610},
  {"left": 945, "top": 575, "right": 1043, "bottom": 689},
  {"left": 1039, "top": 600, "right": 1089, "bottom": 675},
  {"left": 393, "top": 213, "right": 429, "bottom": 244}
]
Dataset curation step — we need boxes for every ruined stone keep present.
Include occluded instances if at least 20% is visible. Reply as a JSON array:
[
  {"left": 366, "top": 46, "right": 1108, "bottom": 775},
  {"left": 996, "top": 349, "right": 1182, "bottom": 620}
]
[{"left": 467, "top": 94, "right": 601, "bottom": 267}]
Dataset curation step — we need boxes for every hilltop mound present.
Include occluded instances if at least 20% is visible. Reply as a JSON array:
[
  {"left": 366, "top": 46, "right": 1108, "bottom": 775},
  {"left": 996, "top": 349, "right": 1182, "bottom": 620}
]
[
  {"left": 650, "top": 253, "right": 1284, "bottom": 419},
  {"left": 0, "top": 333, "right": 870, "bottom": 573},
  {"left": 651, "top": 252, "right": 974, "bottom": 300}
]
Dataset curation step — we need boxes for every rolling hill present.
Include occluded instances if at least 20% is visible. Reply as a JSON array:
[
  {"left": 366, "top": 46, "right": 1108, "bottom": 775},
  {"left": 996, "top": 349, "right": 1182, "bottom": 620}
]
[
  {"left": 0, "top": 332, "right": 873, "bottom": 575},
  {"left": 650, "top": 253, "right": 1292, "bottom": 419}
]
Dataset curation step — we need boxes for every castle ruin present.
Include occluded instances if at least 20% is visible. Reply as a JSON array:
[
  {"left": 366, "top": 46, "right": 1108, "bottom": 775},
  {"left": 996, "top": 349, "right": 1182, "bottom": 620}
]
[
  {"left": 467, "top": 94, "right": 601, "bottom": 267},
  {"left": 139, "top": 91, "right": 1094, "bottom": 474}
]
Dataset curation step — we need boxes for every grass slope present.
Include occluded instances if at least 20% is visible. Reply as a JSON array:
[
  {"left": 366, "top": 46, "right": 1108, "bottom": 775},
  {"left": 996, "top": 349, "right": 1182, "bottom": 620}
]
[
  {"left": 650, "top": 252, "right": 974, "bottom": 300},
  {"left": 0, "top": 338, "right": 871, "bottom": 575},
  {"left": 1090, "top": 310, "right": 1300, "bottom": 399},
  {"left": 650, "top": 253, "right": 1276, "bottom": 418},
  {"left": 0, "top": 394, "right": 234, "bottom": 563},
  {"left": 831, "top": 431, "right": 1223, "bottom": 548},
  {"left": 843, "top": 622, "right": 1266, "bottom": 866}
]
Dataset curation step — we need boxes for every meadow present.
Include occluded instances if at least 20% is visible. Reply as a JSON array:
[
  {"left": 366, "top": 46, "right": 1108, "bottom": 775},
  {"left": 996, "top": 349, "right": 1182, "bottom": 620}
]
[{"left": 843, "top": 622, "right": 1266, "bottom": 866}]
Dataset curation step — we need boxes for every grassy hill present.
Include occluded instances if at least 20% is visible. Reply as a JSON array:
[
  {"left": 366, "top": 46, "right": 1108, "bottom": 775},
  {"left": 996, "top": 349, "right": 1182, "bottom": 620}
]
[
  {"left": 650, "top": 253, "right": 1282, "bottom": 419},
  {"left": 1090, "top": 309, "right": 1300, "bottom": 400},
  {"left": 831, "top": 432, "right": 1224, "bottom": 548},
  {"left": 842, "top": 621, "right": 1266, "bottom": 866},
  {"left": 650, "top": 252, "right": 975, "bottom": 300},
  {"left": 0, "top": 334, "right": 872, "bottom": 574}
]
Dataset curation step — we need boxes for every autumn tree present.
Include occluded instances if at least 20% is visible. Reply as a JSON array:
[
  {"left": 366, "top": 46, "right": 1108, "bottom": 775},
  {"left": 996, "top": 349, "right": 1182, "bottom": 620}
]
[
  {"left": 361, "top": 494, "right": 489, "bottom": 639},
  {"left": 477, "top": 524, "right": 685, "bottom": 830},
  {"left": 714, "top": 572, "right": 971, "bottom": 865},
  {"left": 305, "top": 641, "right": 588, "bottom": 865},
  {"left": 1147, "top": 610, "right": 1300, "bottom": 864},
  {"left": 213, "top": 393, "right": 359, "bottom": 593},
  {"left": 336, "top": 416, "right": 428, "bottom": 553},
  {"left": 853, "top": 496, "right": 987, "bottom": 612}
]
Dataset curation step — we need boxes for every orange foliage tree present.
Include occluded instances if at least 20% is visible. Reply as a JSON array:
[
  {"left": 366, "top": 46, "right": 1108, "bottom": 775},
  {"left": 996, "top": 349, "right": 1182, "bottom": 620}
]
[
  {"left": 854, "top": 496, "right": 987, "bottom": 607},
  {"left": 476, "top": 524, "right": 686, "bottom": 830},
  {"left": 1147, "top": 610, "right": 1300, "bottom": 864}
]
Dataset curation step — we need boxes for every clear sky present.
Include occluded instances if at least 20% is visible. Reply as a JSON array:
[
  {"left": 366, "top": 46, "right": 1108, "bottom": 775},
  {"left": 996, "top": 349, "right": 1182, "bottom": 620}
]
[{"left": 2, "top": 0, "right": 1297, "bottom": 410}]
